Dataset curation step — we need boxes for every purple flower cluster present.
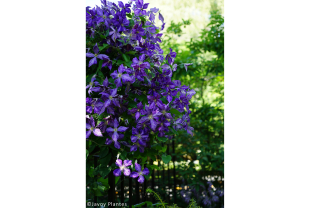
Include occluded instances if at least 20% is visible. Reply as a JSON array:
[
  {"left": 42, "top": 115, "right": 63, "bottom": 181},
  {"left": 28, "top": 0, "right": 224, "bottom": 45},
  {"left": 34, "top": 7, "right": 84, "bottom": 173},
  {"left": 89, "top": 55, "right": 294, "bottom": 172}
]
[
  {"left": 113, "top": 159, "right": 149, "bottom": 183},
  {"left": 180, "top": 181, "right": 224, "bottom": 206},
  {"left": 86, "top": 0, "right": 196, "bottom": 184}
]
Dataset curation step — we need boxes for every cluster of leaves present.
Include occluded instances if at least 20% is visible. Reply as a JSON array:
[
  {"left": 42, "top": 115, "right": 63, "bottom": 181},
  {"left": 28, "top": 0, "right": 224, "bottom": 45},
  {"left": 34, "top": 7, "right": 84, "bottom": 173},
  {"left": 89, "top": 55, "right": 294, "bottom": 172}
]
[
  {"left": 132, "top": 188, "right": 202, "bottom": 208},
  {"left": 86, "top": 0, "right": 196, "bottom": 202},
  {"left": 157, "top": 2, "right": 224, "bottom": 207}
]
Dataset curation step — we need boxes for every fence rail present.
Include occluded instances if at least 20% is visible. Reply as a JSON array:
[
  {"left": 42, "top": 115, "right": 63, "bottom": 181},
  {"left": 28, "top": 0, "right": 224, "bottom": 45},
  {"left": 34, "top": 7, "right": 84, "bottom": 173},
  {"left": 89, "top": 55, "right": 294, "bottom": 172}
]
[{"left": 90, "top": 140, "right": 224, "bottom": 208}]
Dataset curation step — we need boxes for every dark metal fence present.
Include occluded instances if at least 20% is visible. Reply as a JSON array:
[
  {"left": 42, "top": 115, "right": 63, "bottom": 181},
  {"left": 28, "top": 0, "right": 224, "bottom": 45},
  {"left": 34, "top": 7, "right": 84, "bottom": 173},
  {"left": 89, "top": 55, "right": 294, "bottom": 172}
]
[{"left": 91, "top": 140, "right": 224, "bottom": 208}]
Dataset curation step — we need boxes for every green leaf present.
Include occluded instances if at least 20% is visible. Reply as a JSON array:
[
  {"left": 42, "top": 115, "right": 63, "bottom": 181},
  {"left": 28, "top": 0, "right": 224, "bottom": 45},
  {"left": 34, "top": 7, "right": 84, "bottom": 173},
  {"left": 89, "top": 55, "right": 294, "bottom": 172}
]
[
  {"left": 128, "top": 19, "right": 135, "bottom": 27},
  {"left": 105, "top": 29, "right": 109, "bottom": 37},
  {"left": 116, "top": 60, "right": 125, "bottom": 65},
  {"left": 150, "top": 154, "right": 156, "bottom": 161},
  {"left": 99, "top": 44, "right": 108, "bottom": 51},
  {"left": 162, "top": 155, "right": 172, "bottom": 164},
  {"left": 99, "top": 153, "right": 111, "bottom": 168},
  {"left": 115, "top": 176, "right": 120, "bottom": 185},
  {"left": 122, "top": 53, "right": 130, "bottom": 62},
  {"left": 97, "top": 185, "right": 107, "bottom": 193},
  {"left": 86, "top": 149, "right": 89, "bottom": 158},
  {"left": 147, "top": 165, "right": 159, "bottom": 170},
  {"left": 97, "top": 177, "right": 109, "bottom": 185},
  {"left": 139, "top": 16, "right": 146, "bottom": 22},
  {"left": 96, "top": 60, "right": 103, "bottom": 73},
  {"left": 161, "top": 146, "right": 167, "bottom": 153},
  {"left": 99, "top": 147, "right": 109, "bottom": 158},
  {"left": 126, "top": 51, "right": 136, "bottom": 55},
  {"left": 97, "top": 70, "right": 103, "bottom": 78},
  {"left": 157, "top": 137, "right": 168, "bottom": 143},
  {"left": 124, "top": 61, "right": 132, "bottom": 68},
  {"left": 98, "top": 166, "right": 112, "bottom": 178},
  {"left": 170, "top": 108, "right": 182, "bottom": 116},
  {"left": 88, "top": 168, "right": 94, "bottom": 177},
  {"left": 93, "top": 188, "right": 103, "bottom": 196}
]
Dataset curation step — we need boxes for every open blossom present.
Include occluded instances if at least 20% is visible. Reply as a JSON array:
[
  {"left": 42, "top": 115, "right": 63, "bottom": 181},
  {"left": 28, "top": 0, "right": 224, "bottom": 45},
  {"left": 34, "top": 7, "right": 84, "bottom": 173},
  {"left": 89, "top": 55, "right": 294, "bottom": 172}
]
[
  {"left": 128, "top": 102, "right": 146, "bottom": 120},
  {"left": 86, "top": 43, "right": 109, "bottom": 67},
  {"left": 165, "top": 48, "right": 177, "bottom": 65},
  {"left": 131, "top": 127, "right": 149, "bottom": 144},
  {"left": 134, "top": 0, "right": 149, "bottom": 16},
  {"left": 130, "top": 163, "right": 149, "bottom": 183},
  {"left": 106, "top": 118, "right": 128, "bottom": 141},
  {"left": 86, "top": 75, "right": 101, "bottom": 95},
  {"left": 96, "top": 7, "right": 111, "bottom": 27},
  {"left": 112, "top": 10, "right": 130, "bottom": 32},
  {"left": 86, "top": 116, "right": 103, "bottom": 138},
  {"left": 173, "top": 93, "right": 190, "bottom": 112},
  {"left": 113, "top": 159, "right": 132, "bottom": 176},
  {"left": 100, "top": 88, "right": 120, "bottom": 114},
  {"left": 138, "top": 105, "right": 162, "bottom": 130},
  {"left": 131, "top": 54, "right": 150, "bottom": 81},
  {"left": 118, "top": 1, "right": 131, "bottom": 13},
  {"left": 109, "top": 26, "right": 121, "bottom": 42},
  {"left": 102, "top": 57, "right": 113, "bottom": 70},
  {"left": 111, "top": 64, "right": 133, "bottom": 87},
  {"left": 86, "top": 98, "right": 104, "bottom": 114},
  {"left": 147, "top": 94, "right": 164, "bottom": 109}
]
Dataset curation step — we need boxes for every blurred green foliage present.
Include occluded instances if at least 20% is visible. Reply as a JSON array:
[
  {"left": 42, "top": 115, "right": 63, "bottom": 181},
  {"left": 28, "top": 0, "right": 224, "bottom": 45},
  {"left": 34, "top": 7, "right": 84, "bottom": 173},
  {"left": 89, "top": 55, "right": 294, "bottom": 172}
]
[{"left": 160, "top": 2, "right": 224, "bottom": 203}]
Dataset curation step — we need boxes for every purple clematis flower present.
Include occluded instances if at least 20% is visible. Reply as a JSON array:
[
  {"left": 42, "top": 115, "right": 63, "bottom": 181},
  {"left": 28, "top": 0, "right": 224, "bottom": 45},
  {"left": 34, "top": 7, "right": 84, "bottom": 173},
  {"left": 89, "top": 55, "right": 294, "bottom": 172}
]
[
  {"left": 161, "top": 22, "right": 166, "bottom": 30},
  {"left": 130, "top": 163, "right": 149, "bottom": 183},
  {"left": 106, "top": 118, "right": 128, "bottom": 141},
  {"left": 86, "top": 98, "right": 104, "bottom": 114},
  {"left": 111, "top": 64, "right": 133, "bottom": 87},
  {"left": 86, "top": 43, "right": 109, "bottom": 67},
  {"left": 162, "top": 80, "right": 175, "bottom": 92},
  {"left": 158, "top": 104, "right": 173, "bottom": 120},
  {"left": 135, "top": 41, "right": 155, "bottom": 57},
  {"left": 130, "top": 141, "right": 147, "bottom": 153},
  {"left": 109, "top": 26, "right": 121, "bottom": 42},
  {"left": 132, "top": 23, "right": 145, "bottom": 40},
  {"left": 86, "top": 7, "right": 97, "bottom": 27},
  {"left": 136, "top": 122, "right": 150, "bottom": 134},
  {"left": 131, "top": 54, "right": 150, "bottom": 81},
  {"left": 173, "top": 93, "right": 189, "bottom": 112},
  {"left": 112, "top": 10, "right": 130, "bottom": 32},
  {"left": 97, "top": 117, "right": 112, "bottom": 133},
  {"left": 96, "top": 7, "right": 111, "bottom": 27},
  {"left": 86, "top": 75, "right": 100, "bottom": 95},
  {"left": 150, "top": 7, "right": 159, "bottom": 13},
  {"left": 138, "top": 105, "right": 162, "bottom": 130},
  {"left": 86, "top": 116, "right": 103, "bottom": 138},
  {"left": 128, "top": 102, "right": 146, "bottom": 120},
  {"left": 148, "top": 82, "right": 161, "bottom": 96},
  {"left": 100, "top": 88, "right": 120, "bottom": 111},
  {"left": 147, "top": 94, "right": 164, "bottom": 109},
  {"left": 102, "top": 57, "right": 113, "bottom": 70},
  {"left": 162, "top": 89, "right": 177, "bottom": 103},
  {"left": 184, "top": 63, "right": 193, "bottom": 71},
  {"left": 134, "top": 0, "right": 149, "bottom": 16},
  {"left": 105, "top": 137, "right": 121, "bottom": 149},
  {"left": 131, "top": 127, "right": 149, "bottom": 144},
  {"left": 118, "top": 1, "right": 131, "bottom": 13},
  {"left": 158, "top": 12, "right": 164, "bottom": 23},
  {"left": 165, "top": 48, "right": 177, "bottom": 65},
  {"left": 113, "top": 159, "right": 132, "bottom": 176},
  {"left": 157, "top": 115, "right": 170, "bottom": 133}
]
